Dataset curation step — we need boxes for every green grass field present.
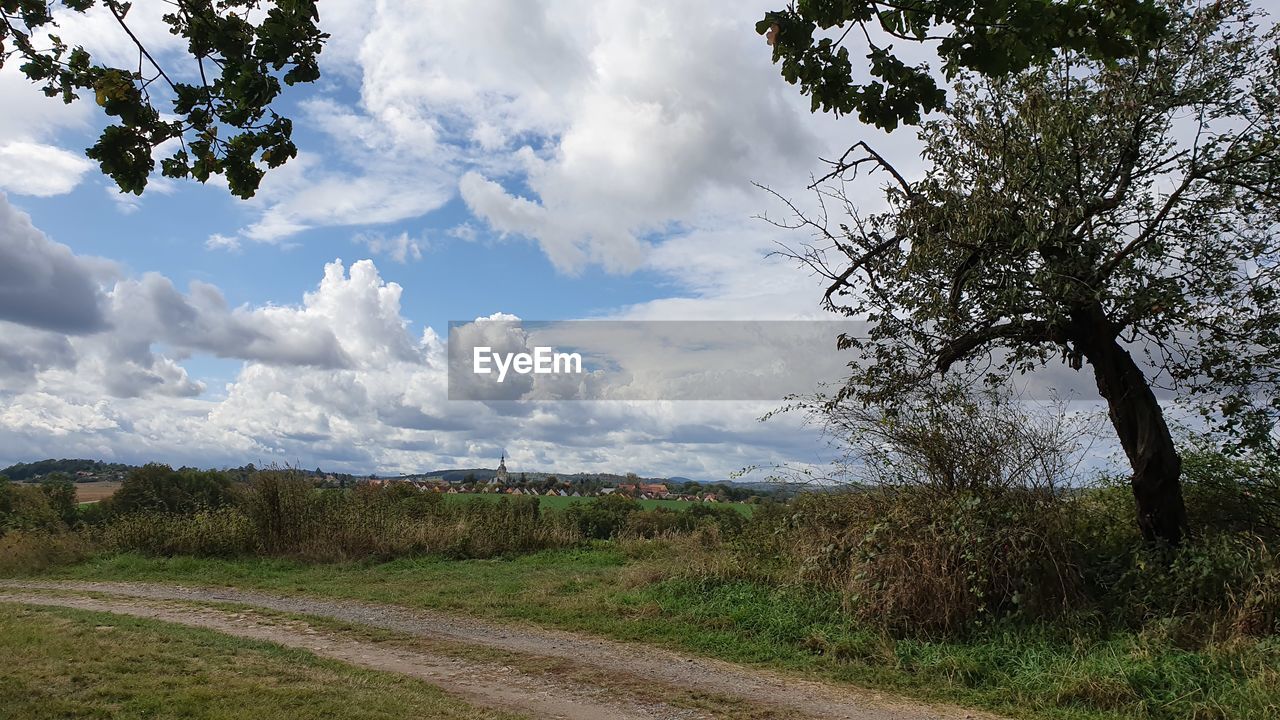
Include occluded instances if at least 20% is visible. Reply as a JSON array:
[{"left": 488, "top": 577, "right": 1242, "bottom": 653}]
[
  {"left": 444, "top": 492, "right": 755, "bottom": 515},
  {"left": 0, "top": 603, "right": 518, "bottom": 720},
  {"left": 25, "top": 545, "right": 1280, "bottom": 720}
]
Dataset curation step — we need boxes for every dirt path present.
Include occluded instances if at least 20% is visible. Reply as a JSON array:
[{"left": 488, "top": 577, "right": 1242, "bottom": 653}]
[
  {"left": 1, "top": 592, "right": 670, "bottom": 720},
  {"left": 1, "top": 580, "right": 998, "bottom": 720}
]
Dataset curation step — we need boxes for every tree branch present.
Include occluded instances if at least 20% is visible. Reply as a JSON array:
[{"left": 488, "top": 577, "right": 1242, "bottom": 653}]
[
  {"left": 104, "top": 0, "right": 178, "bottom": 94},
  {"left": 812, "top": 140, "right": 914, "bottom": 194},
  {"left": 935, "top": 320, "right": 1052, "bottom": 372},
  {"left": 823, "top": 233, "right": 900, "bottom": 304}
]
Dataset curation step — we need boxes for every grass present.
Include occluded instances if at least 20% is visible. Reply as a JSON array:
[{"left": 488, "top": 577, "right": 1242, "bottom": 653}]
[
  {"left": 22, "top": 544, "right": 1280, "bottom": 720},
  {"left": 0, "top": 603, "right": 522, "bottom": 720},
  {"left": 443, "top": 491, "right": 755, "bottom": 515},
  {"left": 114, "top": 599, "right": 780, "bottom": 720}
]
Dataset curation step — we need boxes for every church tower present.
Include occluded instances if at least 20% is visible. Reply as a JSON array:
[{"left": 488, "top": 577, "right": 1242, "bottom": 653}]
[{"left": 495, "top": 453, "right": 510, "bottom": 485}]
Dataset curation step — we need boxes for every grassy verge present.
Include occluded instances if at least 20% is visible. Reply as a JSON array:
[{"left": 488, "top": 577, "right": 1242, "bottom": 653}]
[
  {"left": 20, "top": 544, "right": 1280, "bottom": 720},
  {"left": 0, "top": 602, "right": 522, "bottom": 720}
]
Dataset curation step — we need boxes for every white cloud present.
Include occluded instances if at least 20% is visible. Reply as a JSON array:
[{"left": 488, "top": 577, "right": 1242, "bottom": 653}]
[
  {"left": 0, "top": 142, "right": 95, "bottom": 197},
  {"left": 0, "top": 2, "right": 953, "bottom": 478},
  {"left": 215, "top": 0, "right": 844, "bottom": 269},
  {"left": 0, "top": 1, "right": 197, "bottom": 198},
  {"left": 355, "top": 231, "right": 425, "bottom": 264},
  {"left": 241, "top": 155, "right": 454, "bottom": 243},
  {"left": 206, "top": 233, "right": 242, "bottom": 252},
  {"left": 0, "top": 393, "right": 121, "bottom": 437},
  {"left": 0, "top": 69, "right": 92, "bottom": 142},
  {"left": 0, "top": 218, "right": 831, "bottom": 477}
]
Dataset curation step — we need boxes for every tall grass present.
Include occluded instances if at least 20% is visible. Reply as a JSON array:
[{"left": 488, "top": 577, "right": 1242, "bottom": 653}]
[
  {"left": 0, "top": 530, "right": 92, "bottom": 573},
  {"left": 96, "top": 471, "right": 581, "bottom": 562},
  {"left": 737, "top": 486, "right": 1082, "bottom": 634}
]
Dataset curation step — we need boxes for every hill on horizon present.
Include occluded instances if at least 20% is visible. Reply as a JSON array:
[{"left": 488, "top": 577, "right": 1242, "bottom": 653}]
[{"left": 1, "top": 458, "right": 136, "bottom": 482}]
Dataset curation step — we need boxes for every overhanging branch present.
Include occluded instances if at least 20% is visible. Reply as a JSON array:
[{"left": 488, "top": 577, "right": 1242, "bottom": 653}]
[{"left": 935, "top": 320, "right": 1052, "bottom": 372}]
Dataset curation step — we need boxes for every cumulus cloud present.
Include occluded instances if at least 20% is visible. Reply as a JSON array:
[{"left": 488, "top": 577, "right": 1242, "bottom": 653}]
[
  {"left": 379, "top": 2, "right": 823, "bottom": 272},
  {"left": 0, "top": 2, "right": 945, "bottom": 478},
  {"left": 0, "top": 193, "right": 111, "bottom": 333},
  {"left": 0, "top": 191, "right": 428, "bottom": 402},
  {"left": 0, "top": 323, "right": 77, "bottom": 391},
  {"left": 197, "top": 0, "right": 841, "bottom": 269},
  {"left": 0, "top": 218, "right": 831, "bottom": 477},
  {"left": 101, "top": 272, "right": 354, "bottom": 371}
]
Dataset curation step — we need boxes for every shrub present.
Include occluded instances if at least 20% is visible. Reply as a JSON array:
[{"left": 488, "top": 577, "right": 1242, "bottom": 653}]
[
  {"left": 755, "top": 381, "right": 1089, "bottom": 633},
  {"left": 1180, "top": 446, "right": 1280, "bottom": 543},
  {"left": 1090, "top": 530, "right": 1280, "bottom": 636},
  {"left": 757, "top": 487, "right": 1082, "bottom": 633},
  {"left": 106, "top": 464, "right": 237, "bottom": 517},
  {"left": 1072, "top": 443, "right": 1280, "bottom": 635},
  {"left": 565, "top": 494, "right": 640, "bottom": 539},
  {"left": 685, "top": 503, "right": 747, "bottom": 536},
  {"left": 621, "top": 508, "right": 695, "bottom": 539}
]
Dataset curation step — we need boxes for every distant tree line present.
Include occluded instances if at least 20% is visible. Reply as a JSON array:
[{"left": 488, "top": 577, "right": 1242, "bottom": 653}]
[{"left": 0, "top": 459, "right": 135, "bottom": 482}]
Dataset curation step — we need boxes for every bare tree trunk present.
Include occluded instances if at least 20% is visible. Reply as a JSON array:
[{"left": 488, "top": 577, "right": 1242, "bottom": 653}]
[{"left": 1073, "top": 308, "right": 1188, "bottom": 545}]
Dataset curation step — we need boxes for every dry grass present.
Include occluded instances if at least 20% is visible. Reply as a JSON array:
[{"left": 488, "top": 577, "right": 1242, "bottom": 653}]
[
  {"left": 98, "top": 473, "right": 582, "bottom": 562},
  {"left": 0, "top": 531, "right": 93, "bottom": 574},
  {"left": 750, "top": 487, "right": 1082, "bottom": 634}
]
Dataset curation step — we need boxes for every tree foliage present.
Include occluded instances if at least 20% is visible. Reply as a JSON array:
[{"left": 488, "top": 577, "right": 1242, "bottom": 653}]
[
  {"left": 771, "top": 0, "right": 1280, "bottom": 543},
  {"left": 758, "top": 0, "right": 1169, "bottom": 129},
  {"left": 109, "top": 463, "right": 237, "bottom": 515},
  {"left": 1, "top": 0, "right": 326, "bottom": 197}
]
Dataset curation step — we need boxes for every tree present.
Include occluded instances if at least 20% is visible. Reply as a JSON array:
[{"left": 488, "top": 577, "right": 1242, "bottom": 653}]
[
  {"left": 1, "top": 0, "right": 326, "bottom": 197},
  {"left": 110, "top": 463, "right": 235, "bottom": 514},
  {"left": 769, "top": 0, "right": 1280, "bottom": 545},
  {"left": 40, "top": 472, "right": 78, "bottom": 526},
  {"left": 758, "top": 0, "right": 1168, "bottom": 130}
]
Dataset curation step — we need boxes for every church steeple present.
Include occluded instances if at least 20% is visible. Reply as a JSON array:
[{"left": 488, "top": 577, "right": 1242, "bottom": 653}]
[{"left": 495, "top": 452, "right": 510, "bottom": 484}]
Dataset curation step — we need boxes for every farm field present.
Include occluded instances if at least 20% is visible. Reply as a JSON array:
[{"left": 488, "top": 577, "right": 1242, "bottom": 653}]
[
  {"left": 444, "top": 492, "right": 755, "bottom": 516},
  {"left": 73, "top": 481, "right": 122, "bottom": 504}
]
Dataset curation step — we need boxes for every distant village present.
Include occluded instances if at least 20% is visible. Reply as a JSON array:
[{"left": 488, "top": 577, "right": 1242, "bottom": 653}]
[
  {"left": 3, "top": 456, "right": 773, "bottom": 503},
  {"left": 358, "top": 455, "right": 753, "bottom": 503}
]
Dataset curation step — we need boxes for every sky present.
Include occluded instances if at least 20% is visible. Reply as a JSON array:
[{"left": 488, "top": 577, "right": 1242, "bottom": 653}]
[{"left": 0, "top": 0, "right": 1159, "bottom": 480}]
